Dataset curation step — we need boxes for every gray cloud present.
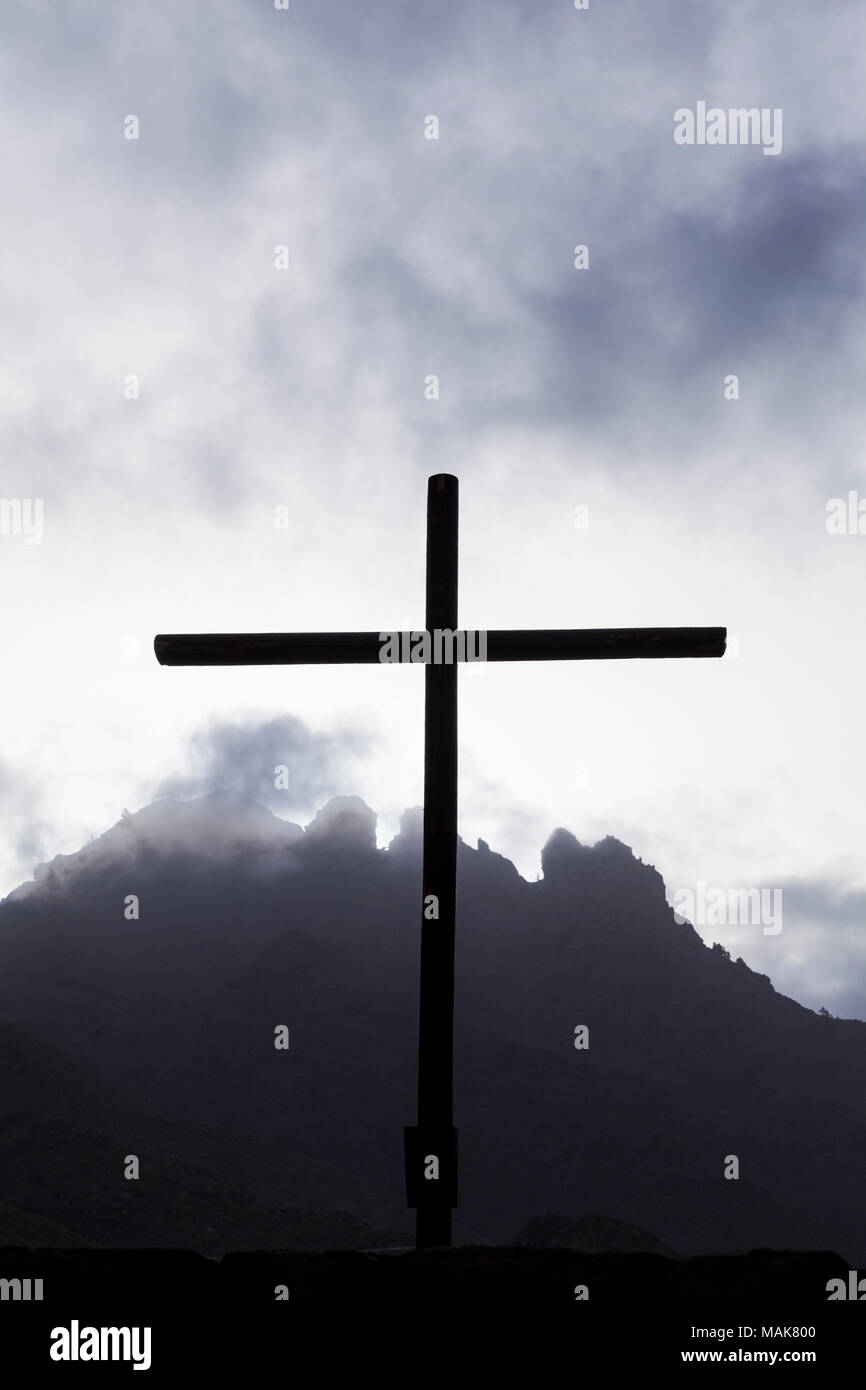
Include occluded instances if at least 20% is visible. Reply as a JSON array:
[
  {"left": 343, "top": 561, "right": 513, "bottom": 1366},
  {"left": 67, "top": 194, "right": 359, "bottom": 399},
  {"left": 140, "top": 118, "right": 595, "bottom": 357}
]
[
  {"left": 152, "top": 713, "right": 373, "bottom": 815},
  {"left": 0, "top": 756, "right": 53, "bottom": 883},
  {"left": 4, "top": 0, "right": 863, "bottom": 518}
]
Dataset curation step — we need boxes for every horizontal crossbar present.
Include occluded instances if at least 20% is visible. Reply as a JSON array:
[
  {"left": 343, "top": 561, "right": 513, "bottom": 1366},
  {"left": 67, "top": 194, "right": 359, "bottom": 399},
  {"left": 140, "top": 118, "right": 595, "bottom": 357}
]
[{"left": 154, "top": 627, "right": 726, "bottom": 666}]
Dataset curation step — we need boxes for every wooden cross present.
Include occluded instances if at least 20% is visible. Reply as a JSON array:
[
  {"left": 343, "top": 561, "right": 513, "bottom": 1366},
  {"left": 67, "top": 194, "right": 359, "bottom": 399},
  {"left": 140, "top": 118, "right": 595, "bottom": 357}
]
[{"left": 154, "top": 473, "right": 725, "bottom": 1249}]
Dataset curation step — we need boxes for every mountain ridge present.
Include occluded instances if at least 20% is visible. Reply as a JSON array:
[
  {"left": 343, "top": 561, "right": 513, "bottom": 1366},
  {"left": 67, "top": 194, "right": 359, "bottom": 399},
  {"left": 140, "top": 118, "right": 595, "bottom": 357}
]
[{"left": 0, "top": 791, "right": 862, "bottom": 1260}]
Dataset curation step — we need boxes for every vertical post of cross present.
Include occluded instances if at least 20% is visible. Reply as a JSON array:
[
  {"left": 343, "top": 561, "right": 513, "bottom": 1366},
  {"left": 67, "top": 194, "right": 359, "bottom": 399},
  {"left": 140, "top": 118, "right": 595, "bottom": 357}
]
[{"left": 405, "top": 473, "right": 459, "bottom": 1247}]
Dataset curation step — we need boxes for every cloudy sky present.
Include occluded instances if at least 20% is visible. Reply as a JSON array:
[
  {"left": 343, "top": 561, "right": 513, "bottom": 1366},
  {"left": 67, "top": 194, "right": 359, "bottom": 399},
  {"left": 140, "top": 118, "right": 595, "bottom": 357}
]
[{"left": 2, "top": 0, "right": 864, "bottom": 1013}]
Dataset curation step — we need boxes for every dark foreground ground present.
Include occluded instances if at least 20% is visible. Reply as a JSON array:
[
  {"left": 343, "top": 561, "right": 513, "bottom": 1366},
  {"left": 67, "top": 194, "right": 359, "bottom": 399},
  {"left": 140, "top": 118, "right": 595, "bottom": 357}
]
[{"left": 0, "top": 1246, "right": 861, "bottom": 1376}]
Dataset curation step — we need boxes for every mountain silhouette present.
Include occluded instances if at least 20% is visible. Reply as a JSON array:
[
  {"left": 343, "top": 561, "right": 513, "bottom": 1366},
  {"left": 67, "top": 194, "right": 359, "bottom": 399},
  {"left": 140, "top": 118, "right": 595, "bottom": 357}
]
[{"left": 0, "top": 792, "right": 863, "bottom": 1260}]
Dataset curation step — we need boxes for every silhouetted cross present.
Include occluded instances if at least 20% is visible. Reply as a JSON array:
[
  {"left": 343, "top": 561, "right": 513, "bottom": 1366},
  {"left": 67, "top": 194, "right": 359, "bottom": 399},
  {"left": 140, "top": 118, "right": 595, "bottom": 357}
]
[{"left": 154, "top": 473, "right": 725, "bottom": 1248}]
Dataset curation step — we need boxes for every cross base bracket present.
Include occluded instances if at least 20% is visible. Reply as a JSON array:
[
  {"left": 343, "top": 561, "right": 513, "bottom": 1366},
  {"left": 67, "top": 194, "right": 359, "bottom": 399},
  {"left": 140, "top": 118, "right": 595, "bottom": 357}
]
[{"left": 404, "top": 1125, "right": 458, "bottom": 1208}]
